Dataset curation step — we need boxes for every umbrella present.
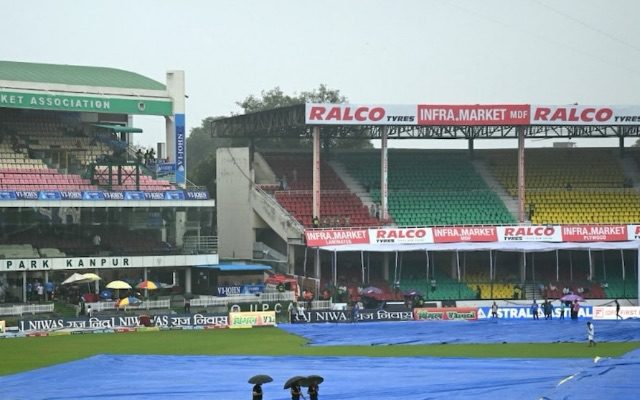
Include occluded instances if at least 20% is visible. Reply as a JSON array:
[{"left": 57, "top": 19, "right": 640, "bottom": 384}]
[
  {"left": 62, "top": 273, "right": 87, "bottom": 285},
  {"left": 106, "top": 280, "right": 132, "bottom": 290},
  {"left": 75, "top": 273, "right": 102, "bottom": 285},
  {"left": 283, "top": 376, "right": 306, "bottom": 389},
  {"left": 560, "top": 294, "right": 584, "bottom": 302},
  {"left": 99, "top": 289, "right": 113, "bottom": 300},
  {"left": 80, "top": 273, "right": 101, "bottom": 282},
  {"left": 403, "top": 289, "right": 423, "bottom": 297},
  {"left": 248, "top": 374, "right": 273, "bottom": 384},
  {"left": 136, "top": 280, "right": 159, "bottom": 290},
  {"left": 118, "top": 296, "right": 142, "bottom": 308},
  {"left": 300, "top": 375, "right": 324, "bottom": 387},
  {"left": 361, "top": 286, "right": 383, "bottom": 295}
]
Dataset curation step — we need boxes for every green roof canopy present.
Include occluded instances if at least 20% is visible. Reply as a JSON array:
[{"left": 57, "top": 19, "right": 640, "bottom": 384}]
[
  {"left": 0, "top": 61, "right": 166, "bottom": 91},
  {"left": 93, "top": 124, "right": 143, "bottom": 133}
]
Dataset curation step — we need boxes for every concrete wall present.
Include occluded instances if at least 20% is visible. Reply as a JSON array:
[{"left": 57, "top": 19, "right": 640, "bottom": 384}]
[{"left": 216, "top": 147, "right": 254, "bottom": 260}]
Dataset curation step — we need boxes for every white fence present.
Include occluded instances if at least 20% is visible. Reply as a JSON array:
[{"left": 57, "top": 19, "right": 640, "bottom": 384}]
[
  {"left": 191, "top": 292, "right": 297, "bottom": 307},
  {"left": 86, "top": 299, "right": 171, "bottom": 312},
  {"left": 0, "top": 303, "right": 55, "bottom": 316}
]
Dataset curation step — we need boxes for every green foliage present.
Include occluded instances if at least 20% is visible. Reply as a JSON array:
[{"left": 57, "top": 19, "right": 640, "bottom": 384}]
[
  {"left": 186, "top": 85, "right": 371, "bottom": 196},
  {"left": 0, "top": 327, "right": 638, "bottom": 375}
]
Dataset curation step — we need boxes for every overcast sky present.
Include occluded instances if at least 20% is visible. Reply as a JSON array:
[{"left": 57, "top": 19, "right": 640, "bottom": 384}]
[{"left": 2, "top": 0, "right": 640, "bottom": 150}]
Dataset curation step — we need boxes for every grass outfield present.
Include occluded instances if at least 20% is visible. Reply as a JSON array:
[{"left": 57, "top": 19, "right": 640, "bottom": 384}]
[{"left": 1, "top": 327, "right": 639, "bottom": 376}]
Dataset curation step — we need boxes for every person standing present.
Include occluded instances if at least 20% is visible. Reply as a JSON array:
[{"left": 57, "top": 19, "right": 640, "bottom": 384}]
[
  {"left": 587, "top": 321, "right": 596, "bottom": 347},
  {"left": 491, "top": 301, "right": 498, "bottom": 318},
  {"left": 559, "top": 301, "right": 565, "bottom": 320},
  {"left": 531, "top": 300, "right": 539, "bottom": 320},
  {"left": 572, "top": 300, "right": 580, "bottom": 320},
  {"left": 615, "top": 299, "right": 622, "bottom": 320},
  {"left": 252, "top": 383, "right": 263, "bottom": 400},
  {"left": 290, "top": 383, "right": 302, "bottom": 400},
  {"left": 308, "top": 382, "right": 319, "bottom": 400},
  {"left": 184, "top": 297, "right": 191, "bottom": 314}
]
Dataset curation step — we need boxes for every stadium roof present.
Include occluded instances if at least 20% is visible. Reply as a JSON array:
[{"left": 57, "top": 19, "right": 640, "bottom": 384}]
[
  {"left": 0, "top": 60, "right": 166, "bottom": 91},
  {"left": 93, "top": 124, "right": 143, "bottom": 133},
  {"left": 196, "top": 263, "right": 272, "bottom": 272}
]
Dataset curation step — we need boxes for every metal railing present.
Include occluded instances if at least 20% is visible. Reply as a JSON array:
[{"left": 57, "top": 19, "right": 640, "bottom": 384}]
[
  {"left": 183, "top": 236, "right": 218, "bottom": 254},
  {"left": 0, "top": 303, "right": 55, "bottom": 316},
  {"left": 191, "top": 292, "right": 296, "bottom": 307},
  {"left": 86, "top": 299, "right": 171, "bottom": 312},
  {"left": 253, "top": 185, "right": 305, "bottom": 234}
]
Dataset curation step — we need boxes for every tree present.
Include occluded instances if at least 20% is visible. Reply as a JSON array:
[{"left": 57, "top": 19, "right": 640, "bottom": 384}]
[{"left": 187, "top": 85, "right": 371, "bottom": 195}]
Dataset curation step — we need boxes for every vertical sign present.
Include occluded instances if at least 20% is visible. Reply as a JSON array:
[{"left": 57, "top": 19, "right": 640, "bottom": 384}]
[{"left": 175, "top": 113, "right": 186, "bottom": 185}]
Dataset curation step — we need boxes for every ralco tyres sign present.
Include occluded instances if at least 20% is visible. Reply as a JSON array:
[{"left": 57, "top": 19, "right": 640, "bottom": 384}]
[{"left": 305, "top": 104, "right": 640, "bottom": 126}]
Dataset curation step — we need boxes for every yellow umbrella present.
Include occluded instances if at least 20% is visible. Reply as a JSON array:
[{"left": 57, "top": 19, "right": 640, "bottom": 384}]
[{"left": 106, "top": 280, "right": 132, "bottom": 290}]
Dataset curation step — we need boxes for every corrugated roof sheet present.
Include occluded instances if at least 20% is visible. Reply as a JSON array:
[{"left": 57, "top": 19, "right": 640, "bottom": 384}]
[
  {"left": 196, "top": 264, "right": 272, "bottom": 271},
  {"left": 0, "top": 60, "right": 166, "bottom": 90}
]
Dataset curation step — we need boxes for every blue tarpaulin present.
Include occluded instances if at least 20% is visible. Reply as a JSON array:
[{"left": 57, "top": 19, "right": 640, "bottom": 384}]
[
  {"left": 280, "top": 319, "right": 640, "bottom": 345},
  {"left": 1, "top": 353, "right": 639, "bottom": 400},
  {"left": 1, "top": 320, "right": 639, "bottom": 399}
]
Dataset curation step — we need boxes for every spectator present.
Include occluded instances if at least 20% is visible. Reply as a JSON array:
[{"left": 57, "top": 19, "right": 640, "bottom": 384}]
[
  {"left": 491, "top": 301, "right": 498, "bottom": 318},
  {"left": 476, "top": 285, "right": 482, "bottom": 300},
  {"left": 312, "top": 216, "right": 320, "bottom": 228},
  {"left": 430, "top": 279, "right": 437, "bottom": 292}
]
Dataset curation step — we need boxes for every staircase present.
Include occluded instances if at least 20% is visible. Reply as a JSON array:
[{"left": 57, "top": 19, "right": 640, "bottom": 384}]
[
  {"left": 328, "top": 159, "right": 376, "bottom": 210},
  {"left": 472, "top": 158, "right": 520, "bottom": 221}
]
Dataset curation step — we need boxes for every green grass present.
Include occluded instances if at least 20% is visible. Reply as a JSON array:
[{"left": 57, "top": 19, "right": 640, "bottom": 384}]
[{"left": 1, "top": 327, "right": 638, "bottom": 376}]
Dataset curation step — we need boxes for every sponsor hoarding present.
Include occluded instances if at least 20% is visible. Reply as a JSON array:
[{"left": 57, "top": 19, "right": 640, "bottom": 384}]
[
  {"left": 592, "top": 306, "right": 640, "bottom": 320},
  {"left": 497, "top": 226, "right": 562, "bottom": 242},
  {"left": 562, "top": 225, "right": 628, "bottom": 242},
  {"left": 414, "top": 307, "right": 478, "bottom": 321},
  {"left": 370, "top": 227, "right": 434, "bottom": 244},
  {"left": 417, "top": 104, "right": 529, "bottom": 125},
  {"left": 293, "top": 309, "right": 414, "bottom": 323},
  {"left": 531, "top": 105, "right": 640, "bottom": 125},
  {"left": 18, "top": 313, "right": 228, "bottom": 332},
  {"left": 432, "top": 226, "right": 497, "bottom": 243},
  {"left": 228, "top": 311, "right": 276, "bottom": 328},
  {"left": 477, "top": 306, "right": 593, "bottom": 319},
  {"left": 305, "top": 229, "right": 369, "bottom": 246}
]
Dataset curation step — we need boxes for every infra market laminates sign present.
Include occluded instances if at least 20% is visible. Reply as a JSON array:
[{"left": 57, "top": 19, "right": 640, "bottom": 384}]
[{"left": 0, "top": 90, "right": 172, "bottom": 115}]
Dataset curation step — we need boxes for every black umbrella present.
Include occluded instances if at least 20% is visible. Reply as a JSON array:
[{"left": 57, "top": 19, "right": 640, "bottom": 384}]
[
  {"left": 283, "top": 375, "right": 306, "bottom": 389},
  {"left": 300, "top": 375, "right": 324, "bottom": 387},
  {"left": 248, "top": 374, "right": 273, "bottom": 384}
]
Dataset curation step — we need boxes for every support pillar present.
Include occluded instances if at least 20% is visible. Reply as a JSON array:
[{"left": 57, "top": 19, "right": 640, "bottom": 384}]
[
  {"left": 312, "top": 127, "right": 321, "bottom": 221},
  {"left": 517, "top": 126, "right": 526, "bottom": 222},
  {"left": 185, "top": 267, "right": 192, "bottom": 295},
  {"left": 380, "top": 126, "right": 389, "bottom": 222}
]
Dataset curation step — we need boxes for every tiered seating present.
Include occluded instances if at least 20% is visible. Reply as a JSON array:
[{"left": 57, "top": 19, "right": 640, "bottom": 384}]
[
  {"left": 0, "top": 167, "right": 93, "bottom": 190},
  {"left": 94, "top": 166, "right": 174, "bottom": 191},
  {"left": 485, "top": 148, "right": 640, "bottom": 224},
  {"left": 604, "top": 280, "right": 638, "bottom": 299},
  {"left": 341, "top": 151, "right": 515, "bottom": 226},
  {"left": 0, "top": 244, "right": 39, "bottom": 258},
  {"left": 275, "top": 191, "right": 376, "bottom": 227},
  {"left": 464, "top": 274, "right": 515, "bottom": 299},
  {"left": 263, "top": 153, "right": 378, "bottom": 227}
]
